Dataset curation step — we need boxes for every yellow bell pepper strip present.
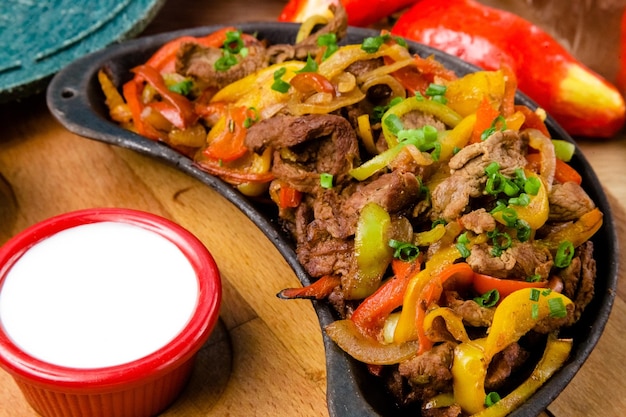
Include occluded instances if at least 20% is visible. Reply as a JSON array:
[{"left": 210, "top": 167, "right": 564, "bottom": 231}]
[
  {"left": 471, "top": 335, "right": 573, "bottom": 417},
  {"left": 325, "top": 319, "right": 420, "bottom": 365},
  {"left": 394, "top": 259, "right": 473, "bottom": 353},
  {"left": 452, "top": 288, "right": 573, "bottom": 414},
  {"left": 344, "top": 202, "right": 393, "bottom": 300},
  {"left": 541, "top": 208, "right": 603, "bottom": 250},
  {"left": 381, "top": 96, "right": 463, "bottom": 147},
  {"left": 423, "top": 306, "right": 470, "bottom": 344},
  {"left": 492, "top": 170, "right": 549, "bottom": 231},
  {"left": 350, "top": 259, "right": 420, "bottom": 338},
  {"left": 437, "top": 113, "right": 476, "bottom": 162},
  {"left": 277, "top": 274, "right": 341, "bottom": 300},
  {"left": 210, "top": 61, "right": 305, "bottom": 112},
  {"left": 444, "top": 70, "right": 506, "bottom": 118}
]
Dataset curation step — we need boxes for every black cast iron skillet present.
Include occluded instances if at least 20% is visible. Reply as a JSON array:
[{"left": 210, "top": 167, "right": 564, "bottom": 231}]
[{"left": 46, "top": 22, "right": 618, "bottom": 417}]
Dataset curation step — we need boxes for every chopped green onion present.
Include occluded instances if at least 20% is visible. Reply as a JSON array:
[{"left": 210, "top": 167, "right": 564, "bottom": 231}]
[
  {"left": 548, "top": 297, "right": 568, "bottom": 318},
  {"left": 215, "top": 51, "right": 238, "bottom": 71},
  {"left": 516, "top": 219, "right": 531, "bottom": 242},
  {"left": 509, "top": 193, "right": 530, "bottom": 207},
  {"left": 243, "top": 107, "right": 259, "bottom": 128},
  {"left": 503, "top": 179, "right": 521, "bottom": 197},
  {"left": 555, "top": 241, "right": 575, "bottom": 268},
  {"left": 320, "top": 172, "right": 334, "bottom": 189},
  {"left": 542, "top": 288, "right": 552, "bottom": 296},
  {"left": 317, "top": 33, "right": 338, "bottom": 60},
  {"left": 485, "top": 162, "right": 501, "bottom": 177},
  {"left": 425, "top": 83, "right": 447, "bottom": 96},
  {"left": 384, "top": 114, "right": 404, "bottom": 135},
  {"left": 474, "top": 289, "right": 500, "bottom": 307},
  {"left": 524, "top": 176, "right": 541, "bottom": 195},
  {"left": 485, "top": 392, "right": 501, "bottom": 407},
  {"left": 295, "top": 54, "right": 319, "bottom": 73},
  {"left": 500, "top": 208, "right": 518, "bottom": 228},
  {"left": 531, "top": 303, "right": 539, "bottom": 319},
  {"left": 488, "top": 230, "right": 512, "bottom": 257},
  {"left": 485, "top": 173, "right": 505, "bottom": 195},
  {"left": 529, "top": 288, "right": 541, "bottom": 301},
  {"left": 223, "top": 30, "right": 245, "bottom": 54},
  {"left": 388, "top": 239, "right": 420, "bottom": 262},
  {"left": 432, "top": 219, "right": 447, "bottom": 228},
  {"left": 526, "top": 273, "right": 541, "bottom": 283},
  {"left": 456, "top": 232, "right": 471, "bottom": 258},
  {"left": 168, "top": 79, "right": 194, "bottom": 96},
  {"left": 481, "top": 115, "right": 507, "bottom": 141},
  {"left": 361, "top": 35, "right": 387, "bottom": 53},
  {"left": 431, "top": 95, "right": 448, "bottom": 104},
  {"left": 271, "top": 67, "right": 291, "bottom": 93}
]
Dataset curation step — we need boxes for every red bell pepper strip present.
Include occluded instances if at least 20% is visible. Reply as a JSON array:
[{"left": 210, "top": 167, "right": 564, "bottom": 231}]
[
  {"left": 515, "top": 105, "right": 551, "bottom": 138},
  {"left": 122, "top": 79, "right": 160, "bottom": 140},
  {"left": 472, "top": 272, "right": 548, "bottom": 300},
  {"left": 470, "top": 97, "right": 500, "bottom": 144},
  {"left": 202, "top": 105, "right": 249, "bottom": 162},
  {"left": 277, "top": 275, "right": 341, "bottom": 300},
  {"left": 350, "top": 259, "right": 420, "bottom": 338},
  {"left": 278, "top": 185, "right": 303, "bottom": 209},
  {"left": 278, "top": 0, "right": 418, "bottom": 27},
  {"left": 392, "top": 0, "right": 626, "bottom": 138},
  {"left": 413, "top": 262, "right": 475, "bottom": 355},
  {"left": 131, "top": 65, "right": 198, "bottom": 130},
  {"left": 526, "top": 153, "right": 582, "bottom": 185},
  {"left": 289, "top": 72, "right": 336, "bottom": 96}
]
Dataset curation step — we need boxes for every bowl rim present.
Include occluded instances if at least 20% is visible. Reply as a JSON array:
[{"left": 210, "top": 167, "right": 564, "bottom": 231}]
[{"left": 0, "top": 208, "right": 222, "bottom": 392}]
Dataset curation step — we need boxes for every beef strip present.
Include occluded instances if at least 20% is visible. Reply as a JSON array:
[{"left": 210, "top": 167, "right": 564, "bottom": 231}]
[
  {"left": 398, "top": 342, "right": 456, "bottom": 399},
  {"left": 466, "top": 241, "right": 554, "bottom": 280},
  {"left": 176, "top": 42, "right": 268, "bottom": 90},
  {"left": 557, "top": 240, "right": 596, "bottom": 322},
  {"left": 445, "top": 291, "right": 495, "bottom": 327},
  {"left": 460, "top": 208, "right": 497, "bottom": 234},
  {"left": 246, "top": 114, "right": 360, "bottom": 192},
  {"left": 430, "top": 130, "right": 528, "bottom": 222},
  {"left": 548, "top": 181, "right": 596, "bottom": 221},
  {"left": 485, "top": 342, "right": 529, "bottom": 391}
]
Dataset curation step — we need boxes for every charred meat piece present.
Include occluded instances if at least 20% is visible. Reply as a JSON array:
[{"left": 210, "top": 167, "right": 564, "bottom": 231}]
[
  {"left": 466, "top": 241, "right": 554, "bottom": 281},
  {"left": 176, "top": 40, "right": 268, "bottom": 90},
  {"left": 246, "top": 114, "right": 360, "bottom": 192},
  {"left": 430, "top": 130, "right": 528, "bottom": 222},
  {"left": 548, "top": 181, "right": 596, "bottom": 221}
]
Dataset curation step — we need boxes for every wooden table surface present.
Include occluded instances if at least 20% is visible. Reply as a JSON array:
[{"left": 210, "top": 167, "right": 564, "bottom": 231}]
[{"left": 0, "top": 1, "right": 625, "bottom": 416}]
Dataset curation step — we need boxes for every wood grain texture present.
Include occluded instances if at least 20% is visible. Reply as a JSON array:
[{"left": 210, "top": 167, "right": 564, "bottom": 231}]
[{"left": 0, "top": 0, "right": 624, "bottom": 416}]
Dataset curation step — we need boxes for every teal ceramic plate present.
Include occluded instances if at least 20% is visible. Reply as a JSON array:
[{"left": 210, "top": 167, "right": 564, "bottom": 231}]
[{"left": 0, "top": 0, "right": 165, "bottom": 103}]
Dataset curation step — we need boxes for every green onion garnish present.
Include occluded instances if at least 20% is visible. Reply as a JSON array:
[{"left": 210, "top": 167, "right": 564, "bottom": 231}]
[
  {"left": 320, "top": 172, "right": 334, "bottom": 189},
  {"left": 485, "top": 392, "right": 501, "bottom": 407},
  {"left": 548, "top": 297, "right": 568, "bottom": 318},
  {"left": 388, "top": 239, "right": 420, "bottom": 262},
  {"left": 474, "top": 289, "right": 500, "bottom": 308},
  {"left": 529, "top": 288, "right": 540, "bottom": 301},
  {"left": 554, "top": 241, "right": 575, "bottom": 268},
  {"left": 295, "top": 54, "right": 319, "bottom": 73},
  {"left": 271, "top": 67, "right": 291, "bottom": 93}
]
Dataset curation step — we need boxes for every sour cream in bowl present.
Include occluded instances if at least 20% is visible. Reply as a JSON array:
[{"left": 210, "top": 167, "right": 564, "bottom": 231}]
[{"left": 0, "top": 208, "right": 222, "bottom": 417}]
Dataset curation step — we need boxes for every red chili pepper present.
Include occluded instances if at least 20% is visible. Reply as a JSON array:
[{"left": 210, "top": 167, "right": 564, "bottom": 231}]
[
  {"left": 392, "top": 0, "right": 626, "bottom": 138},
  {"left": 278, "top": 0, "right": 418, "bottom": 27},
  {"left": 617, "top": 8, "right": 626, "bottom": 96},
  {"left": 131, "top": 65, "right": 198, "bottom": 130},
  {"left": 277, "top": 275, "right": 341, "bottom": 299}
]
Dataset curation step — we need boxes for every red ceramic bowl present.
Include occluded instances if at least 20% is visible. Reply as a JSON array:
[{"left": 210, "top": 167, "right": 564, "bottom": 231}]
[{"left": 0, "top": 208, "right": 222, "bottom": 417}]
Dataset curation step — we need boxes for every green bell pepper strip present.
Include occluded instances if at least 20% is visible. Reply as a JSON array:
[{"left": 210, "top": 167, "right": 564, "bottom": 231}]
[
  {"left": 381, "top": 96, "right": 463, "bottom": 147},
  {"left": 344, "top": 202, "right": 393, "bottom": 300},
  {"left": 452, "top": 288, "right": 573, "bottom": 415}
]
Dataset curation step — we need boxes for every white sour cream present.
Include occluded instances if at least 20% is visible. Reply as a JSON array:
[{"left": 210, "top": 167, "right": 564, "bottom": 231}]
[{"left": 0, "top": 221, "right": 199, "bottom": 369}]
